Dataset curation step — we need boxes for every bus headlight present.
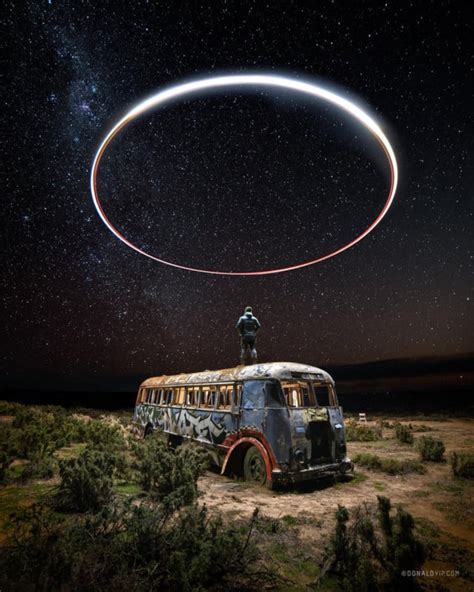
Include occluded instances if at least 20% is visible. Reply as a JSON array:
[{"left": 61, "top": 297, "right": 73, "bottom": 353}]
[{"left": 294, "top": 448, "right": 306, "bottom": 466}]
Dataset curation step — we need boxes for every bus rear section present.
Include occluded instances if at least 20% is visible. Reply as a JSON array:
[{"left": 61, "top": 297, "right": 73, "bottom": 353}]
[{"left": 236, "top": 378, "right": 353, "bottom": 487}]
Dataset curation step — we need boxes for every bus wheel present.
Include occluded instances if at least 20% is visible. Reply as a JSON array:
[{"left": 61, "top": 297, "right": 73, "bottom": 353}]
[
  {"left": 243, "top": 446, "right": 267, "bottom": 486},
  {"left": 144, "top": 425, "right": 154, "bottom": 438}
]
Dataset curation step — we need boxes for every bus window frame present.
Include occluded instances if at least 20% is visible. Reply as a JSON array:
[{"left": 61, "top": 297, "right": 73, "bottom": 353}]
[
  {"left": 200, "top": 384, "right": 217, "bottom": 410},
  {"left": 281, "top": 380, "right": 316, "bottom": 408},
  {"left": 185, "top": 385, "right": 200, "bottom": 408},
  {"left": 216, "top": 384, "right": 234, "bottom": 412},
  {"left": 312, "top": 382, "right": 335, "bottom": 407}
]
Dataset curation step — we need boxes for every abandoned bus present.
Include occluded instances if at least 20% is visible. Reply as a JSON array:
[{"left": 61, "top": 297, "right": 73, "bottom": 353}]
[{"left": 132, "top": 362, "right": 353, "bottom": 487}]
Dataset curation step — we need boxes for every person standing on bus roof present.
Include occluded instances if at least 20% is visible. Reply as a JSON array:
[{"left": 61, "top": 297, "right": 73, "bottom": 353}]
[{"left": 236, "top": 306, "right": 261, "bottom": 365}]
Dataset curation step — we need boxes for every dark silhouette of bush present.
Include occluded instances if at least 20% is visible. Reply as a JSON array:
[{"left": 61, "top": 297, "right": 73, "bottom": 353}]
[
  {"left": 394, "top": 422, "right": 414, "bottom": 445},
  {"left": 451, "top": 451, "right": 474, "bottom": 478},
  {"left": 318, "top": 496, "right": 425, "bottom": 591},
  {"left": 416, "top": 435, "right": 445, "bottom": 462},
  {"left": 0, "top": 499, "right": 264, "bottom": 591}
]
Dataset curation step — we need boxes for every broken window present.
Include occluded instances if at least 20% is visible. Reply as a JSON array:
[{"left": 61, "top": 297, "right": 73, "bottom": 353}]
[
  {"left": 313, "top": 383, "right": 331, "bottom": 407},
  {"left": 156, "top": 389, "right": 165, "bottom": 405},
  {"left": 281, "top": 381, "right": 316, "bottom": 407},
  {"left": 175, "top": 387, "right": 185, "bottom": 405},
  {"left": 165, "top": 388, "right": 174, "bottom": 405},
  {"left": 186, "top": 386, "right": 199, "bottom": 407},
  {"left": 233, "top": 383, "right": 242, "bottom": 410},
  {"left": 216, "top": 385, "right": 233, "bottom": 410},
  {"left": 200, "top": 385, "right": 217, "bottom": 409}
]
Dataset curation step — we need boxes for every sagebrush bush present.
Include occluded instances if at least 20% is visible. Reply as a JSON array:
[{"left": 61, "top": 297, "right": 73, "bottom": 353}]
[
  {"left": 134, "top": 436, "right": 208, "bottom": 511},
  {"left": 395, "top": 422, "right": 414, "bottom": 444},
  {"left": 81, "top": 418, "right": 126, "bottom": 449},
  {"left": 55, "top": 447, "right": 126, "bottom": 512},
  {"left": 450, "top": 451, "right": 474, "bottom": 478},
  {"left": 416, "top": 436, "right": 445, "bottom": 462},
  {"left": 318, "top": 496, "right": 425, "bottom": 591},
  {"left": 0, "top": 400, "right": 23, "bottom": 416},
  {"left": 0, "top": 500, "right": 263, "bottom": 592},
  {"left": 345, "top": 420, "right": 382, "bottom": 442},
  {"left": 20, "top": 456, "right": 56, "bottom": 482},
  {"left": 353, "top": 452, "right": 426, "bottom": 475}
]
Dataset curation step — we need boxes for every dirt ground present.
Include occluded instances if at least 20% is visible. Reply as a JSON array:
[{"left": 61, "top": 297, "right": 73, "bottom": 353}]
[
  {"left": 1, "top": 412, "right": 472, "bottom": 590},
  {"left": 198, "top": 417, "right": 474, "bottom": 591}
]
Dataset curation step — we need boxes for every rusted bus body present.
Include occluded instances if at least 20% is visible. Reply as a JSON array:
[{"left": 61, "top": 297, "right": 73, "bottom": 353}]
[{"left": 132, "top": 362, "right": 353, "bottom": 487}]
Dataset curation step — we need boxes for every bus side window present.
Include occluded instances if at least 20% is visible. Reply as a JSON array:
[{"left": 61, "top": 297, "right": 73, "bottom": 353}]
[
  {"left": 176, "top": 387, "right": 185, "bottom": 405},
  {"left": 166, "top": 389, "right": 174, "bottom": 405},
  {"left": 200, "top": 386, "right": 209, "bottom": 408},
  {"left": 233, "top": 384, "right": 242, "bottom": 410},
  {"left": 140, "top": 388, "right": 147, "bottom": 403},
  {"left": 225, "top": 385, "right": 233, "bottom": 408},
  {"left": 186, "top": 386, "right": 197, "bottom": 407},
  {"left": 217, "top": 385, "right": 231, "bottom": 410},
  {"left": 201, "top": 386, "right": 217, "bottom": 409}
]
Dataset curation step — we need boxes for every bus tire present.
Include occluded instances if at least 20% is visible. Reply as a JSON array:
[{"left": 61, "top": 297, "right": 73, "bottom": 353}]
[
  {"left": 243, "top": 446, "right": 268, "bottom": 486},
  {"left": 144, "top": 425, "right": 154, "bottom": 438}
]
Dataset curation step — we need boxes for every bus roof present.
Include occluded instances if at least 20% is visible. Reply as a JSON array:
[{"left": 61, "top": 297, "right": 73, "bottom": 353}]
[{"left": 140, "top": 362, "right": 334, "bottom": 388}]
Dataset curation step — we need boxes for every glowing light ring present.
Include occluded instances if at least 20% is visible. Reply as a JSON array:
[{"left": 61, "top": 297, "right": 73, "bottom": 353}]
[{"left": 90, "top": 74, "right": 398, "bottom": 275}]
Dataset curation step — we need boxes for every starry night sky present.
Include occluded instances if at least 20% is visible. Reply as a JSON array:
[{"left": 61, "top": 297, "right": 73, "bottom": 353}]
[{"left": 3, "top": 1, "right": 472, "bottom": 391}]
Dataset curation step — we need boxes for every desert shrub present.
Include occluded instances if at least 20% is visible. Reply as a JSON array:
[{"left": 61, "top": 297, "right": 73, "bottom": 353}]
[
  {"left": 134, "top": 436, "right": 208, "bottom": 511},
  {"left": 0, "top": 400, "right": 23, "bottom": 415},
  {"left": 0, "top": 451, "right": 13, "bottom": 484},
  {"left": 395, "top": 422, "right": 414, "bottom": 445},
  {"left": 20, "top": 457, "right": 56, "bottom": 482},
  {"left": 345, "top": 420, "right": 382, "bottom": 442},
  {"left": 54, "top": 447, "right": 125, "bottom": 512},
  {"left": 411, "top": 424, "right": 433, "bottom": 432},
  {"left": 451, "top": 451, "right": 474, "bottom": 479},
  {"left": 11, "top": 405, "right": 41, "bottom": 429},
  {"left": 416, "top": 436, "right": 445, "bottom": 462},
  {"left": 0, "top": 501, "right": 263, "bottom": 592},
  {"left": 353, "top": 453, "right": 426, "bottom": 475},
  {"left": 12, "top": 408, "right": 79, "bottom": 460},
  {"left": 81, "top": 418, "right": 125, "bottom": 449},
  {"left": 318, "top": 496, "right": 425, "bottom": 591}
]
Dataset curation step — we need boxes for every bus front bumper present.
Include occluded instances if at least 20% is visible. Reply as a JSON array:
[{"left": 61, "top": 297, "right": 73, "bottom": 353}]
[{"left": 271, "top": 458, "right": 354, "bottom": 484}]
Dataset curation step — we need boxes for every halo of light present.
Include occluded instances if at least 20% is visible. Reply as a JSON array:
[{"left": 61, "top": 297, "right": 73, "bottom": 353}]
[{"left": 90, "top": 74, "right": 398, "bottom": 275}]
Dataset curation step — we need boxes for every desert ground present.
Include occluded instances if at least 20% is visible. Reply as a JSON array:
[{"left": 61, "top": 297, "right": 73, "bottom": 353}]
[
  {"left": 0, "top": 408, "right": 473, "bottom": 591},
  {"left": 198, "top": 416, "right": 474, "bottom": 590}
]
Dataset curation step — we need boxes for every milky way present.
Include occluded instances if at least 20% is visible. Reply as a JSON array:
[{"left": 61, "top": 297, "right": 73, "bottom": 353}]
[{"left": 2, "top": 2, "right": 472, "bottom": 390}]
